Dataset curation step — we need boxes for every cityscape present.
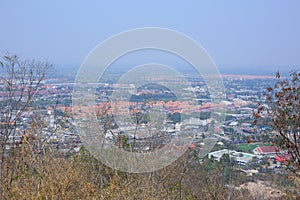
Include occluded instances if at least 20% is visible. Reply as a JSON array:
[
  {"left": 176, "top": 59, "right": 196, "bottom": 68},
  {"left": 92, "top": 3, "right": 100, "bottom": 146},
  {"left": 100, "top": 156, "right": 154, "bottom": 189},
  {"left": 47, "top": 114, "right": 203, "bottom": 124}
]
[
  {"left": 1, "top": 1, "right": 300, "bottom": 199},
  {"left": 1, "top": 68, "right": 297, "bottom": 198}
]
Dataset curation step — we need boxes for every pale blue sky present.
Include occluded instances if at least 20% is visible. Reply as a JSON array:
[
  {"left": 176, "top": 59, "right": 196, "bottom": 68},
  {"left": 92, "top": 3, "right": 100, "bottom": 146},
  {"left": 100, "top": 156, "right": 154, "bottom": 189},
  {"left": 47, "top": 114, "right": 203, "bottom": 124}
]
[{"left": 1, "top": 0, "right": 299, "bottom": 74}]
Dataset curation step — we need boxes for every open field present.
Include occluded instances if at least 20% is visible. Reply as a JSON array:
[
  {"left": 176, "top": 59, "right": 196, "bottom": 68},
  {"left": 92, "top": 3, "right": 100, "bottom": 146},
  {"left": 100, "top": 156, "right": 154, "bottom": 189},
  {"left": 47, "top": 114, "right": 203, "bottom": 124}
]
[{"left": 235, "top": 143, "right": 274, "bottom": 152}]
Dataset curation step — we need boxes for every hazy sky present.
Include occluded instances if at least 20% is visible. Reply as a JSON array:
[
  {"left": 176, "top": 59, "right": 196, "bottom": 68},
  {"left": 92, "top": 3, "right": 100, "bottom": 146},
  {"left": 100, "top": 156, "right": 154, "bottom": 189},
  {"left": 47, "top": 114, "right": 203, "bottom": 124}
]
[{"left": 1, "top": 1, "right": 300, "bottom": 74}]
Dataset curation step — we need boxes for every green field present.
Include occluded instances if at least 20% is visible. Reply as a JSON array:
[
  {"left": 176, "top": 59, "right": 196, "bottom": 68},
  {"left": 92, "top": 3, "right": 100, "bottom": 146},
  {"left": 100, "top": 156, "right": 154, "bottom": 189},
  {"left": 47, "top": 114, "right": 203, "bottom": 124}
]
[{"left": 235, "top": 143, "right": 274, "bottom": 152}]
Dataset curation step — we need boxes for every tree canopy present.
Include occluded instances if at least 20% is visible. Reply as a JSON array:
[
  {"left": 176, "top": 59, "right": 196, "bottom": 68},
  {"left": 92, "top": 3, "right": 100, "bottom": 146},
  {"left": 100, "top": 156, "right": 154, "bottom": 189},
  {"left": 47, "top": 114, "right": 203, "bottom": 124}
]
[{"left": 254, "top": 71, "right": 300, "bottom": 173}]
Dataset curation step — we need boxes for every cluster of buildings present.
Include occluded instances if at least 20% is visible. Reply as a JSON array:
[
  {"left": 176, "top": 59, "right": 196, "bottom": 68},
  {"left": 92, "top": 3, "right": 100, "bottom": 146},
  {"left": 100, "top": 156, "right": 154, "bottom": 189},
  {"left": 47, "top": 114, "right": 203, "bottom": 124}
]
[
  {"left": 208, "top": 145, "right": 290, "bottom": 168},
  {"left": 2, "top": 73, "right": 292, "bottom": 174}
]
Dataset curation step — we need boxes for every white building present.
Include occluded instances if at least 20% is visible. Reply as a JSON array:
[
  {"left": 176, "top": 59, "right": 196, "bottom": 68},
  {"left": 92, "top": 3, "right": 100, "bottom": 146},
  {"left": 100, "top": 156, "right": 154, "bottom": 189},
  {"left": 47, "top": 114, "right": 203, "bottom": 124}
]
[{"left": 208, "top": 149, "right": 262, "bottom": 166}]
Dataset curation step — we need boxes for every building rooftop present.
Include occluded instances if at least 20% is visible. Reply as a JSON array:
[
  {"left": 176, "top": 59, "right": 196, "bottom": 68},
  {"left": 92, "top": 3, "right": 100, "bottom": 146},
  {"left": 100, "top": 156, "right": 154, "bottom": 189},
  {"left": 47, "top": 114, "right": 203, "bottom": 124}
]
[{"left": 253, "top": 146, "right": 282, "bottom": 155}]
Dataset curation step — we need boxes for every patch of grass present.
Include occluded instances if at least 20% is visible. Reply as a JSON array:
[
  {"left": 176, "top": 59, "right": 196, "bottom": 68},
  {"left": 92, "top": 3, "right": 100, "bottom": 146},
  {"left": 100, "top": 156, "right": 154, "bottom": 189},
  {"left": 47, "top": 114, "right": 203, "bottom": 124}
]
[{"left": 235, "top": 143, "right": 274, "bottom": 152}]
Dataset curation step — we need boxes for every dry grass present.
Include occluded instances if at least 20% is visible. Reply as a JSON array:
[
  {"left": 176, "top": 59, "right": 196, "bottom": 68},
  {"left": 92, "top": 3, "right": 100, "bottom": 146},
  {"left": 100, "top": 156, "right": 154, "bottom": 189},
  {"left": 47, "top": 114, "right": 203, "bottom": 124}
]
[{"left": 0, "top": 142, "right": 298, "bottom": 200}]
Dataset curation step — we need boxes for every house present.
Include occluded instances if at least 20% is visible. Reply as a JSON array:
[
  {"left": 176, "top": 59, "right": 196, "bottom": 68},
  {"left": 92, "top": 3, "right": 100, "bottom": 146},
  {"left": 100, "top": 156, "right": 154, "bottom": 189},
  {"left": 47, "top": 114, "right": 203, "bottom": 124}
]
[
  {"left": 229, "top": 121, "right": 238, "bottom": 126},
  {"left": 253, "top": 146, "right": 282, "bottom": 157},
  {"left": 274, "top": 153, "right": 291, "bottom": 164}
]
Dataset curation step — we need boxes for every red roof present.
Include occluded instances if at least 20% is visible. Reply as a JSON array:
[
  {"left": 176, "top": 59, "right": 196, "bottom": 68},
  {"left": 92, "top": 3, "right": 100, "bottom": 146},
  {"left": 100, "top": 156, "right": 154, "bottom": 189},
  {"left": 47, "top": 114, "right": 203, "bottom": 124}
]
[
  {"left": 189, "top": 143, "right": 195, "bottom": 149},
  {"left": 274, "top": 156, "right": 285, "bottom": 163},
  {"left": 256, "top": 146, "right": 282, "bottom": 154},
  {"left": 274, "top": 153, "right": 291, "bottom": 163}
]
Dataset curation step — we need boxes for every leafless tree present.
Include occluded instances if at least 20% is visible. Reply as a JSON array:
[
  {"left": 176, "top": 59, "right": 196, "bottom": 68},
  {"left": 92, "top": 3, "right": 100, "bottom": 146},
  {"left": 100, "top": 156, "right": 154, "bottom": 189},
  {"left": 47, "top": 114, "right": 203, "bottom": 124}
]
[{"left": 0, "top": 54, "right": 52, "bottom": 190}]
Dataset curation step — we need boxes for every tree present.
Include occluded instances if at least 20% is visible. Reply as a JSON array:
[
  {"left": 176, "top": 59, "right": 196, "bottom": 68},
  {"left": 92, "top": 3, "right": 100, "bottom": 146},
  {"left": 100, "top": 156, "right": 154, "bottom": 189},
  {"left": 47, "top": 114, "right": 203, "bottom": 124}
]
[
  {"left": 219, "top": 153, "right": 235, "bottom": 184},
  {"left": 0, "top": 54, "right": 52, "bottom": 193},
  {"left": 254, "top": 71, "right": 300, "bottom": 174}
]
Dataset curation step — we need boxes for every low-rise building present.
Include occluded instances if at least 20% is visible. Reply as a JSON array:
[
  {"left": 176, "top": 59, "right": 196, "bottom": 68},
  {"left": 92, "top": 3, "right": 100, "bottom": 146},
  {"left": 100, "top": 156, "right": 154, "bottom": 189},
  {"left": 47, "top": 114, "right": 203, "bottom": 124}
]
[
  {"left": 208, "top": 149, "right": 262, "bottom": 166},
  {"left": 253, "top": 146, "right": 282, "bottom": 157}
]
